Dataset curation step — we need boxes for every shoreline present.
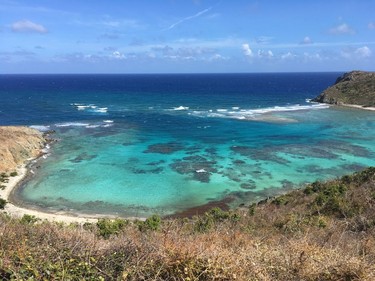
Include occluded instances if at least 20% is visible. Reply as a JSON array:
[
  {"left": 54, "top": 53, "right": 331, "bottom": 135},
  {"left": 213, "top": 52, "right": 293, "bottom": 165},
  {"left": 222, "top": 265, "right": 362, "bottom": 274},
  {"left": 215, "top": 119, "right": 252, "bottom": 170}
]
[
  {"left": 335, "top": 103, "right": 375, "bottom": 111},
  {"left": 1, "top": 163, "right": 100, "bottom": 224}
]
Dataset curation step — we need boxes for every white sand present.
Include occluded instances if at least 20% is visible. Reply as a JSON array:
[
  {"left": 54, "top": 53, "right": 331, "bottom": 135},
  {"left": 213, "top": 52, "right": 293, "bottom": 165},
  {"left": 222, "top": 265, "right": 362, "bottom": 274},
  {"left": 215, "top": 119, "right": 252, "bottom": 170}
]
[
  {"left": 1, "top": 164, "right": 98, "bottom": 224},
  {"left": 337, "top": 103, "right": 375, "bottom": 111},
  {"left": 1, "top": 163, "right": 145, "bottom": 224}
]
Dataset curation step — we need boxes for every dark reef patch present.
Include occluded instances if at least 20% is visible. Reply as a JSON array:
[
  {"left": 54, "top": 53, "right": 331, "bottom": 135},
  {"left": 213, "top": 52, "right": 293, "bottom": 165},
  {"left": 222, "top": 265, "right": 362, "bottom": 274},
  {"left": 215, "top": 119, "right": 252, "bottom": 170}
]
[
  {"left": 240, "top": 180, "right": 257, "bottom": 190},
  {"left": 144, "top": 142, "right": 184, "bottom": 154},
  {"left": 146, "top": 160, "right": 166, "bottom": 166},
  {"left": 131, "top": 167, "right": 164, "bottom": 174},
  {"left": 231, "top": 145, "right": 290, "bottom": 165},
  {"left": 170, "top": 155, "right": 217, "bottom": 183},
  {"left": 69, "top": 152, "right": 97, "bottom": 163}
]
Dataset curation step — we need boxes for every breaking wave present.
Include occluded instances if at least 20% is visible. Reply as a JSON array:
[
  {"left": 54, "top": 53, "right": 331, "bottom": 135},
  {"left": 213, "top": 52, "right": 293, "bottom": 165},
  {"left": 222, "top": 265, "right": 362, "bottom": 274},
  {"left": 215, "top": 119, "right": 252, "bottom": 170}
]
[
  {"left": 71, "top": 103, "right": 108, "bottom": 114},
  {"left": 187, "top": 103, "right": 330, "bottom": 122}
]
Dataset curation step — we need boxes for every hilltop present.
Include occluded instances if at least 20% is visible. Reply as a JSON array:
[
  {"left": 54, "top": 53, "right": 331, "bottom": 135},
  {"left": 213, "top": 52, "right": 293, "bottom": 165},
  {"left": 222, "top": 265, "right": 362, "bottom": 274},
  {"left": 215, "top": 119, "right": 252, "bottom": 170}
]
[{"left": 312, "top": 71, "right": 375, "bottom": 107}]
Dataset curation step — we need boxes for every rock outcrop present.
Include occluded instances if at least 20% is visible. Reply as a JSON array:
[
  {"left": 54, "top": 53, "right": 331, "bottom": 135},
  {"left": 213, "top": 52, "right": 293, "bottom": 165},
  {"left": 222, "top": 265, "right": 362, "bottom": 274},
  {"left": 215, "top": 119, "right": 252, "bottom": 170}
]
[
  {"left": 312, "top": 71, "right": 375, "bottom": 107},
  {"left": 0, "top": 126, "right": 46, "bottom": 172}
]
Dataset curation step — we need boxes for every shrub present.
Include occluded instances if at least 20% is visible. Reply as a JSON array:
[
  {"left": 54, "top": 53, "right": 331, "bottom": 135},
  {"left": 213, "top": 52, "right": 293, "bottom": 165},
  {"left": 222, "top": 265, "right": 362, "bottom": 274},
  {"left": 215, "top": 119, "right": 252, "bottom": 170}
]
[
  {"left": 248, "top": 203, "right": 256, "bottom": 216},
  {"left": 20, "top": 214, "right": 39, "bottom": 224},
  {"left": 138, "top": 214, "right": 162, "bottom": 232},
  {"left": 9, "top": 171, "right": 18, "bottom": 177},
  {"left": 272, "top": 194, "right": 290, "bottom": 206},
  {"left": 0, "top": 198, "right": 6, "bottom": 209},
  {"left": 96, "top": 218, "right": 128, "bottom": 238},
  {"left": 193, "top": 208, "right": 240, "bottom": 233}
]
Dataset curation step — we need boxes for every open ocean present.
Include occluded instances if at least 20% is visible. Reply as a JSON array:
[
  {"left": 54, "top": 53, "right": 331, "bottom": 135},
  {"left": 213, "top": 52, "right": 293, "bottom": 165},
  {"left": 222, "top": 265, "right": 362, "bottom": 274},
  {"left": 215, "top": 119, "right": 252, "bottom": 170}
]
[{"left": 1, "top": 73, "right": 375, "bottom": 217}]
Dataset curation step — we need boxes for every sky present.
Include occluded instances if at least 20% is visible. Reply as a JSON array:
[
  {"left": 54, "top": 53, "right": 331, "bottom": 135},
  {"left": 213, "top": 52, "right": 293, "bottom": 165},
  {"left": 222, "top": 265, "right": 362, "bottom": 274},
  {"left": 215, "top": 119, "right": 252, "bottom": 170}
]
[{"left": 1, "top": 0, "right": 374, "bottom": 74}]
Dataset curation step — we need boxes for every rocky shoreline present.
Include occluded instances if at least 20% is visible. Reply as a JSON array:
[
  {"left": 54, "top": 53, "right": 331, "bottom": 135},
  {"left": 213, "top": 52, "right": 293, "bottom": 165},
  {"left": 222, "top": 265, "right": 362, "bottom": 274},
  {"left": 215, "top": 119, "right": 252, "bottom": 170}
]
[{"left": 312, "top": 70, "right": 375, "bottom": 108}]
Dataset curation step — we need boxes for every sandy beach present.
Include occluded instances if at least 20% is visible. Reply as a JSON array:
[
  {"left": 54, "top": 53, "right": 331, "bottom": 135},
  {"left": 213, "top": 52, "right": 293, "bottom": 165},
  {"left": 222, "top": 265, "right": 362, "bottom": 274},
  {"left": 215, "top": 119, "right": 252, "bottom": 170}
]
[
  {"left": 1, "top": 163, "right": 99, "bottom": 224},
  {"left": 337, "top": 103, "right": 375, "bottom": 111}
]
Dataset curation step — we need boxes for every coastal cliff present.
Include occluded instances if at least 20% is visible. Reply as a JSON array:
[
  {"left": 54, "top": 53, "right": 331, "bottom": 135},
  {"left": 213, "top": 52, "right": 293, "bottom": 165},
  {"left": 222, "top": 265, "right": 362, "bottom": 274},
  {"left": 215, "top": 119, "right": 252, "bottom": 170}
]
[
  {"left": 312, "top": 71, "right": 375, "bottom": 107},
  {"left": 0, "top": 126, "right": 46, "bottom": 172}
]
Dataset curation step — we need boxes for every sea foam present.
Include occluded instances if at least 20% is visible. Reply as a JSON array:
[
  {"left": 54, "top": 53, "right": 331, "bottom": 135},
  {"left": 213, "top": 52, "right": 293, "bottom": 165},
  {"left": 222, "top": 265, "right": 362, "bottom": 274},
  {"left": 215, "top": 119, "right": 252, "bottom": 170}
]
[
  {"left": 189, "top": 103, "right": 330, "bottom": 122},
  {"left": 71, "top": 103, "right": 108, "bottom": 114},
  {"left": 29, "top": 125, "right": 51, "bottom": 132}
]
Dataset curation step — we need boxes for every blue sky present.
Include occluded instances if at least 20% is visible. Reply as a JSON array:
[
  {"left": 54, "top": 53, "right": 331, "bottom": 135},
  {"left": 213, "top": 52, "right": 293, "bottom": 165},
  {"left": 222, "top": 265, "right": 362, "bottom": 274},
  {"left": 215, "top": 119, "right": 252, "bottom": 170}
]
[{"left": 1, "top": 0, "right": 374, "bottom": 73}]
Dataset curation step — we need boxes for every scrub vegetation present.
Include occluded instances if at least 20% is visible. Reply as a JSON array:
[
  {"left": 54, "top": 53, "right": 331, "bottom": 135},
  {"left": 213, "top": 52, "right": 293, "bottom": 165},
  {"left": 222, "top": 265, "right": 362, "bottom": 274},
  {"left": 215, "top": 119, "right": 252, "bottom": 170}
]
[{"left": 1, "top": 167, "right": 375, "bottom": 280}]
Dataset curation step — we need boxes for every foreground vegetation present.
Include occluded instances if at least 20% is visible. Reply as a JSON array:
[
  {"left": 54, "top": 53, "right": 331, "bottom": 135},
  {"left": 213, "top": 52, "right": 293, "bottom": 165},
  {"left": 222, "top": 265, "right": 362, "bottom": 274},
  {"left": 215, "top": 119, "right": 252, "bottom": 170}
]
[{"left": 1, "top": 168, "right": 375, "bottom": 280}]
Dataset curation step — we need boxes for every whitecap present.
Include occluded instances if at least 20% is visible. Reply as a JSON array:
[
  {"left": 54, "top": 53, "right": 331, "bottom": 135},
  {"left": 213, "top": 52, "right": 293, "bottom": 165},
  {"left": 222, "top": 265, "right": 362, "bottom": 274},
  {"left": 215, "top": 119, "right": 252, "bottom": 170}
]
[
  {"left": 29, "top": 125, "right": 51, "bottom": 132},
  {"left": 55, "top": 122, "right": 90, "bottom": 127},
  {"left": 103, "top": 120, "right": 114, "bottom": 123},
  {"left": 196, "top": 169, "right": 207, "bottom": 173},
  {"left": 173, "top": 106, "right": 189, "bottom": 111},
  {"left": 85, "top": 125, "right": 101, "bottom": 128},
  {"left": 190, "top": 103, "right": 329, "bottom": 122},
  {"left": 94, "top": 107, "right": 108, "bottom": 113}
]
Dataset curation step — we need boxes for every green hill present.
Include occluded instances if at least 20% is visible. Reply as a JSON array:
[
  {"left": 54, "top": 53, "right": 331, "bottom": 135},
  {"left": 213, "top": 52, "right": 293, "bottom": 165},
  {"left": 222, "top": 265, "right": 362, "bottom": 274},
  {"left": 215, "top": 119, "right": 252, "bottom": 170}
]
[{"left": 313, "top": 71, "right": 375, "bottom": 107}]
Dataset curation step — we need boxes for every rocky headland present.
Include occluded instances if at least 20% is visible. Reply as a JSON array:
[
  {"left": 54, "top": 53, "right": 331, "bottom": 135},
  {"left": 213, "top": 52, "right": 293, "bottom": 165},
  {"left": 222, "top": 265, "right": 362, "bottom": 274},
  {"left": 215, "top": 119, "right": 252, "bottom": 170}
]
[
  {"left": 0, "top": 126, "right": 46, "bottom": 172},
  {"left": 312, "top": 70, "right": 375, "bottom": 107}
]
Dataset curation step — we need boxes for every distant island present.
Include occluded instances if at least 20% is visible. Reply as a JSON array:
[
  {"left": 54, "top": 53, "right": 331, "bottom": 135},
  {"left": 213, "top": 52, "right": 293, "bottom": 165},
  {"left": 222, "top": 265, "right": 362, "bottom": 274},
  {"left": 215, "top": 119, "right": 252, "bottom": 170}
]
[{"left": 312, "top": 70, "right": 375, "bottom": 108}]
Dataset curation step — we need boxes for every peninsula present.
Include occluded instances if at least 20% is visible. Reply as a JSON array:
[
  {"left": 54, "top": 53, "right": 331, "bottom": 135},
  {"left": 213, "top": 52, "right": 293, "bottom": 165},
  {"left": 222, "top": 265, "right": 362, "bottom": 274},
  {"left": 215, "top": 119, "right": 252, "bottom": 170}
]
[{"left": 312, "top": 70, "right": 375, "bottom": 109}]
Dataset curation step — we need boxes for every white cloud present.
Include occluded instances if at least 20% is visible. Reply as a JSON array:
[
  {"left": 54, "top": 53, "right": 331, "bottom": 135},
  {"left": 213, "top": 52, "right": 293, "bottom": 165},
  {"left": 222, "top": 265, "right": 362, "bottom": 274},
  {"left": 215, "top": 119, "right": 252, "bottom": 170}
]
[
  {"left": 329, "top": 23, "right": 355, "bottom": 35},
  {"left": 112, "top": 51, "right": 125, "bottom": 59},
  {"left": 281, "top": 52, "right": 295, "bottom": 60},
  {"left": 303, "top": 52, "right": 322, "bottom": 61},
  {"left": 11, "top": 20, "right": 47, "bottom": 33},
  {"left": 257, "top": 50, "right": 273, "bottom": 58},
  {"left": 242, "top": 43, "right": 253, "bottom": 57},
  {"left": 341, "top": 46, "right": 372, "bottom": 59},
  {"left": 368, "top": 22, "right": 375, "bottom": 30},
  {"left": 209, "top": 53, "right": 228, "bottom": 61},
  {"left": 300, "top": 36, "right": 313, "bottom": 44},
  {"left": 255, "top": 36, "right": 273, "bottom": 44},
  {"left": 355, "top": 46, "right": 371, "bottom": 57}
]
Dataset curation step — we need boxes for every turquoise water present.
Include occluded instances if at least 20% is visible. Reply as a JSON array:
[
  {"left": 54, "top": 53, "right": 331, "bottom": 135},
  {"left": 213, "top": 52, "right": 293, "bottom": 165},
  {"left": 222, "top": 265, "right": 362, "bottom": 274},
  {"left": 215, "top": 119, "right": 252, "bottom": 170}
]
[{"left": 1, "top": 74, "right": 374, "bottom": 217}]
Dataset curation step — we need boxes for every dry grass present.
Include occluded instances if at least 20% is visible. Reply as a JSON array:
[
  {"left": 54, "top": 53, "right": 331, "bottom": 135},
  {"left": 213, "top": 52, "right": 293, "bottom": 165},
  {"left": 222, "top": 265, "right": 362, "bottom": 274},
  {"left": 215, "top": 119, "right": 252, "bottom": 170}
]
[{"left": 1, "top": 167, "right": 375, "bottom": 280}]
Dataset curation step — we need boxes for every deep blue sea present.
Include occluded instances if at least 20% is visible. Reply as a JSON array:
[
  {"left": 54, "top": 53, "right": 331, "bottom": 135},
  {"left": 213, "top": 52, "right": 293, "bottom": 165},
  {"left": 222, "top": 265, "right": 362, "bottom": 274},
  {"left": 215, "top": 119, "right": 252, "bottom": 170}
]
[{"left": 1, "top": 73, "right": 375, "bottom": 217}]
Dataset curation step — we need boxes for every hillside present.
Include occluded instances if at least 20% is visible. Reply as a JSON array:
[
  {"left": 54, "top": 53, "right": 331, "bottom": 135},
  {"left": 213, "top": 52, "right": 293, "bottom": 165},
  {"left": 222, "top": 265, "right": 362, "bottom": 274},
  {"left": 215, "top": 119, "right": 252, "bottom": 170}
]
[
  {"left": 0, "top": 126, "right": 46, "bottom": 172},
  {"left": 1, "top": 167, "right": 374, "bottom": 280},
  {"left": 312, "top": 71, "right": 375, "bottom": 107}
]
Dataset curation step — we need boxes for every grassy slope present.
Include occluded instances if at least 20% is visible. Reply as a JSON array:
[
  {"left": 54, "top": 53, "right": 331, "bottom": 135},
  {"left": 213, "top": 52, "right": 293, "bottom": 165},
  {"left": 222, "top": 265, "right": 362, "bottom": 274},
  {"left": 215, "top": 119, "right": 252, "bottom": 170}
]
[
  {"left": 313, "top": 71, "right": 375, "bottom": 106},
  {"left": 1, "top": 167, "right": 375, "bottom": 280}
]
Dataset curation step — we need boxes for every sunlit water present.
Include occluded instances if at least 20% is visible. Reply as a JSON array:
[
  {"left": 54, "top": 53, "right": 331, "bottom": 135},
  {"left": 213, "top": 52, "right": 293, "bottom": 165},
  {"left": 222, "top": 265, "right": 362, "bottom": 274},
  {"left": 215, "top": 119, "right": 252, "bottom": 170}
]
[{"left": 1, "top": 74, "right": 374, "bottom": 217}]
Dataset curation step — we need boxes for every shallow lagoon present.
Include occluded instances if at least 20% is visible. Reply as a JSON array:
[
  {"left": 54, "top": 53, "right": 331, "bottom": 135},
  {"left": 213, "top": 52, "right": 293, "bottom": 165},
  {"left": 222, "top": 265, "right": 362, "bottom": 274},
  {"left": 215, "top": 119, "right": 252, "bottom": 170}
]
[{"left": 2, "top": 74, "right": 375, "bottom": 217}]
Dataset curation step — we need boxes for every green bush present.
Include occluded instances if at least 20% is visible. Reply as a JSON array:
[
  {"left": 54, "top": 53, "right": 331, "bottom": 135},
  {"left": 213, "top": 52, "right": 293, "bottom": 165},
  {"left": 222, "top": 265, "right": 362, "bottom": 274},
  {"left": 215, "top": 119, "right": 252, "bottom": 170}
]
[
  {"left": 272, "top": 195, "right": 290, "bottom": 206},
  {"left": 9, "top": 171, "right": 18, "bottom": 177},
  {"left": 0, "top": 198, "right": 6, "bottom": 209},
  {"left": 20, "top": 214, "right": 39, "bottom": 224},
  {"left": 194, "top": 208, "right": 241, "bottom": 233},
  {"left": 313, "top": 183, "right": 349, "bottom": 217},
  {"left": 138, "top": 214, "right": 162, "bottom": 232},
  {"left": 248, "top": 203, "right": 256, "bottom": 216},
  {"left": 96, "top": 218, "right": 128, "bottom": 239}
]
